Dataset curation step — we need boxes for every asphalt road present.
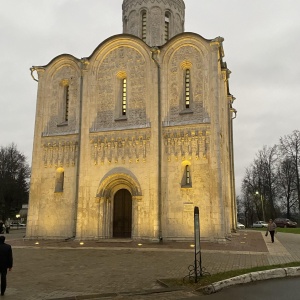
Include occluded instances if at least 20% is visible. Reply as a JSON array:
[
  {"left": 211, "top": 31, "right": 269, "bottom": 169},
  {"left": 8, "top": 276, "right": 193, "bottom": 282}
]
[{"left": 182, "top": 277, "right": 300, "bottom": 300}]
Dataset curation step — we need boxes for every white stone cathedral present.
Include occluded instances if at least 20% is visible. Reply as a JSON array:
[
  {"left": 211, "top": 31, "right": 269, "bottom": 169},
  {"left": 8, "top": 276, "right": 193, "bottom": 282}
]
[{"left": 27, "top": 0, "right": 237, "bottom": 242}]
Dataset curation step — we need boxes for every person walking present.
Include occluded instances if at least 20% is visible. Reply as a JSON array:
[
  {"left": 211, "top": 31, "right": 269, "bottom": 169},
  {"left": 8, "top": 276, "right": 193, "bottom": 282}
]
[
  {"left": 0, "top": 222, "right": 3, "bottom": 234},
  {"left": 266, "top": 219, "right": 277, "bottom": 243},
  {"left": 4, "top": 220, "right": 10, "bottom": 234},
  {"left": 0, "top": 236, "right": 13, "bottom": 296}
]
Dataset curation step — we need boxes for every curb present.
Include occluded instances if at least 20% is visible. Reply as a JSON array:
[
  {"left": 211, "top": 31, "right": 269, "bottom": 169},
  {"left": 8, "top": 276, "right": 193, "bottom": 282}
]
[
  {"left": 200, "top": 266, "right": 300, "bottom": 295},
  {"left": 47, "top": 287, "right": 184, "bottom": 300}
]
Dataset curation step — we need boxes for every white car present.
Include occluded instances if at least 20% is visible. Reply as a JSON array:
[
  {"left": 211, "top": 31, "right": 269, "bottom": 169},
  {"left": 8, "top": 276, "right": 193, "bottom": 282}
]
[
  {"left": 10, "top": 222, "right": 26, "bottom": 228},
  {"left": 252, "top": 221, "right": 268, "bottom": 228},
  {"left": 237, "top": 222, "right": 245, "bottom": 229}
]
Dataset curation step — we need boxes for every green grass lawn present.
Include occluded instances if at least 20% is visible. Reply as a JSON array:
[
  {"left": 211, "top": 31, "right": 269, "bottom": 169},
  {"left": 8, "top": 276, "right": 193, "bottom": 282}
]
[
  {"left": 251, "top": 227, "right": 300, "bottom": 234},
  {"left": 161, "top": 262, "right": 300, "bottom": 291},
  {"left": 160, "top": 230, "right": 300, "bottom": 291}
]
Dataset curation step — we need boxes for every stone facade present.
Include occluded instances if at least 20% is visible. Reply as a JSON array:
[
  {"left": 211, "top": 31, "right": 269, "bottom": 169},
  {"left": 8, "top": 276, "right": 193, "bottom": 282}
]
[{"left": 27, "top": 0, "right": 237, "bottom": 241}]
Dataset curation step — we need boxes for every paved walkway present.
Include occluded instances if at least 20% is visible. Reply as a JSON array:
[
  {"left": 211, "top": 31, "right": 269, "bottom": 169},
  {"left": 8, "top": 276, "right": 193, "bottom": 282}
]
[{"left": 1, "top": 229, "right": 299, "bottom": 300}]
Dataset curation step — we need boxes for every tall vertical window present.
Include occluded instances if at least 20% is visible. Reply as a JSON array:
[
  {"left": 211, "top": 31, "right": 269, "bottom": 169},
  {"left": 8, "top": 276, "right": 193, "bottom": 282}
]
[
  {"left": 165, "top": 13, "right": 170, "bottom": 42},
  {"left": 142, "top": 12, "right": 147, "bottom": 42},
  {"left": 124, "top": 17, "right": 128, "bottom": 33},
  {"left": 122, "top": 78, "right": 127, "bottom": 115},
  {"left": 64, "top": 85, "right": 70, "bottom": 122},
  {"left": 55, "top": 168, "right": 64, "bottom": 193},
  {"left": 185, "top": 69, "right": 190, "bottom": 108},
  {"left": 164, "top": 13, "right": 170, "bottom": 42},
  {"left": 181, "top": 164, "right": 192, "bottom": 187},
  {"left": 185, "top": 165, "right": 190, "bottom": 185}
]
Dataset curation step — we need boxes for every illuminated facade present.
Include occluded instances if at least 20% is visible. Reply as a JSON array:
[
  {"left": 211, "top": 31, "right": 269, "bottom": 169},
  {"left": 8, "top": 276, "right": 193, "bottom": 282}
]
[{"left": 27, "top": 0, "right": 237, "bottom": 241}]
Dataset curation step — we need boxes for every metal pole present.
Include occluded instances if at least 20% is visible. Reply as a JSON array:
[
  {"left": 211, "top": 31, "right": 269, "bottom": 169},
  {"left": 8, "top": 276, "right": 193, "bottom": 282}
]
[
  {"left": 194, "top": 207, "right": 200, "bottom": 283},
  {"left": 261, "top": 194, "right": 265, "bottom": 221}
]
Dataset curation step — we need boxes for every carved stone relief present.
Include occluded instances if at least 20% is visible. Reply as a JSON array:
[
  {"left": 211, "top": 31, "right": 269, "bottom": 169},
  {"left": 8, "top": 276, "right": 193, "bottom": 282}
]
[
  {"left": 163, "top": 127, "right": 210, "bottom": 161},
  {"left": 123, "top": 0, "right": 185, "bottom": 46},
  {"left": 91, "top": 46, "right": 148, "bottom": 132},
  {"left": 167, "top": 45, "right": 210, "bottom": 125},
  {"left": 42, "top": 138, "right": 78, "bottom": 168},
  {"left": 90, "top": 130, "right": 151, "bottom": 165},
  {"left": 43, "top": 65, "right": 79, "bottom": 136}
]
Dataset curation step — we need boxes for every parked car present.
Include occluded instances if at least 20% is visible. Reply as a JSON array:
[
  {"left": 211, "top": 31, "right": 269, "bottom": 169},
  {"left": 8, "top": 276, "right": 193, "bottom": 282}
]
[
  {"left": 274, "top": 218, "right": 297, "bottom": 228},
  {"left": 252, "top": 221, "right": 268, "bottom": 228},
  {"left": 237, "top": 222, "right": 245, "bottom": 229},
  {"left": 10, "top": 222, "right": 26, "bottom": 228}
]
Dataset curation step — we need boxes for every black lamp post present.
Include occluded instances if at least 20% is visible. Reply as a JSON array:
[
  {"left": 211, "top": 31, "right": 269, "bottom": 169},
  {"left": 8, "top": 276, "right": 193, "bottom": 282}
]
[
  {"left": 255, "top": 191, "right": 265, "bottom": 221},
  {"left": 16, "top": 214, "right": 20, "bottom": 229}
]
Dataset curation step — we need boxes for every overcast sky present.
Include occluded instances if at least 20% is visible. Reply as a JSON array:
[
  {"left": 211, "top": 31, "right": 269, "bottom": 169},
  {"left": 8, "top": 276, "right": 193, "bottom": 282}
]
[{"left": 1, "top": 0, "right": 299, "bottom": 195}]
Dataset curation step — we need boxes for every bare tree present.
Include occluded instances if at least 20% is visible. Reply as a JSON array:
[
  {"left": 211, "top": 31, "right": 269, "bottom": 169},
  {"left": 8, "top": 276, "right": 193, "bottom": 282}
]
[
  {"left": 242, "top": 167, "right": 261, "bottom": 222},
  {"left": 254, "top": 145, "right": 278, "bottom": 219},
  {"left": 279, "top": 130, "right": 300, "bottom": 214},
  {"left": 277, "top": 157, "right": 298, "bottom": 218},
  {"left": 241, "top": 145, "right": 278, "bottom": 221},
  {"left": 0, "top": 144, "right": 30, "bottom": 220},
  {"left": 240, "top": 130, "right": 300, "bottom": 222}
]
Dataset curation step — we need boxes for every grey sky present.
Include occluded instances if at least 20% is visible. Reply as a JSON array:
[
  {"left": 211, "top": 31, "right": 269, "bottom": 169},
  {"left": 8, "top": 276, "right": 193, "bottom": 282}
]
[{"left": 1, "top": 0, "right": 299, "bottom": 195}]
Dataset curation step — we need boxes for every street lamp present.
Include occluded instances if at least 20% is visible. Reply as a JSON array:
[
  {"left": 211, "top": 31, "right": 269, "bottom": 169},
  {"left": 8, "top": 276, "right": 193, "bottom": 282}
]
[
  {"left": 16, "top": 214, "right": 20, "bottom": 230},
  {"left": 255, "top": 192, "right": 265, "bottom": 221}
]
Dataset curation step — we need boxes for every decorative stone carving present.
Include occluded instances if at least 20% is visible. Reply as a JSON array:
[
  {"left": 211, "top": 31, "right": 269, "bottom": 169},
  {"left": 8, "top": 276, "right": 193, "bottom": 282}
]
[
  {"left": 163, "top": 127, "right": 210, "bottom": 161},
  {"left": 123, "top": 0, "right": 185, "bottom": 46},
  {"left": 166, "top": 45, "right": 210, "bottom": 125},
  {"left": 43, "top": 65, "right": 79, "bottom": 136},
  {"left": 42, "top": 139, "right": 78, "bottom": 168},
  {"left": 28, "top": 0, "right": 236, "bottom": 243},
  {"left": 91, "top": 46, "right": 148, "bottom": 132},
  {"left": 90, "top": 130, "right": 151, "bottom": 165}
]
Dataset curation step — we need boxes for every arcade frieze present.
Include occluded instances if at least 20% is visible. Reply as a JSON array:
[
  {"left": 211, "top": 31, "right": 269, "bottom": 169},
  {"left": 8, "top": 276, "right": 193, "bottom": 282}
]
[
  {"left": 90, "top": 130, "right": 151, "bottom": 165},
  {"left": 163, "top": 127, "right": 210, "bottom": 161},
  {"left": 42, "top": 140, "right": 78, "bottom": 168}
]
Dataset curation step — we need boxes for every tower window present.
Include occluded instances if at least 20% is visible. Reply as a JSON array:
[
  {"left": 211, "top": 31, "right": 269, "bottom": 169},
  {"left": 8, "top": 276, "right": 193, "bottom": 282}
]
[
  {"left": 142, "top": 12, "right": 147, "bottom": 42},
  {"left": 64, "top": 85, "right": 70, "bottom": 122},
  {"left": 181, "top": 164, "right": 192, "bottom": 187},
  {"left": 122, "top": 78, "right": 127, "bottom": 115},
  {"left": 185, "top": 165, "right": 190, "bottom": 185},
  {"left": 55, "top": 168, "right": 64, "bottom": 193},
  {"left": 185, "top": 69, "right": 190, "bottom": 108},
  {"left": 115, "top": 71, "right": 128, "bottom": 120},
  {"left": 164, "top": 13, "right": 170, "bottom": 42}
]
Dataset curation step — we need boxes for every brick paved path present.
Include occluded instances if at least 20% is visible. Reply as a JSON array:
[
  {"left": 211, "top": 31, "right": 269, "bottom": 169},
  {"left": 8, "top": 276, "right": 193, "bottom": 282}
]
[{"left": 1, "top": 229, "right": 299, "bottom": 300}]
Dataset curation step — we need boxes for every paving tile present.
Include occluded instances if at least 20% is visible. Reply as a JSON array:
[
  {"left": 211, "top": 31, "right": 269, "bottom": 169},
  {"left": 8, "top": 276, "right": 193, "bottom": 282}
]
[{"left": 1, "top": 229, "right": 299, "bottom": 300}]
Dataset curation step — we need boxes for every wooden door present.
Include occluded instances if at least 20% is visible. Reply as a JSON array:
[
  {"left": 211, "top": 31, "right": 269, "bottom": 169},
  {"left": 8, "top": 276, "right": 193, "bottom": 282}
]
[{"left": 113, "top": 189, "right": 132, "bottom": 238}]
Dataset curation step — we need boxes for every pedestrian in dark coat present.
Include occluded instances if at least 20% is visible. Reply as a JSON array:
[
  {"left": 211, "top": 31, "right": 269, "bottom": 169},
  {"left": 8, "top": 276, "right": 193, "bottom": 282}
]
[
  {"left": 0, "top": 236, "right": 13, "bottom": 296},
  {"left": 266, "top": 219, "right": 277, "bottom": 243},
  {"left": 0, "top": 221, "right": 3, "bottom": 234}
]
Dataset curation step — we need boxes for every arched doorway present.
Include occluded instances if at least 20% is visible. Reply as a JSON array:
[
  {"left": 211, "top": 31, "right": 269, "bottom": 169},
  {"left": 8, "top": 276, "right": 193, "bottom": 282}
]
[{"left": 113, "top": 189, "right": 132, "bottom": 238}]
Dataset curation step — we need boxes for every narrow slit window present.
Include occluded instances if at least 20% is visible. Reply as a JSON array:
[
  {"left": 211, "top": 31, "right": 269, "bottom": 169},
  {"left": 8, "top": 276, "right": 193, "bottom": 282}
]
[
  {"left": 185, "top": 69, "right": 190, "bottom": 108},
  {"left": 64, "top": 85, "right": 70, "bottom": 122},
  {"left": 164, "top": 13, "right": 170, "bottom": 42},
  {"left": 142, "top": 12, "right": 147, "bottom": 42},
  {"left": 185, "top": 165, "right": 190, "bottom": 185},
  {"left": 122, "top": 78, "right": 127, "bottom": 115},
  {"left": 55, "top": 168, "right": 64, "bottom": 193}
]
